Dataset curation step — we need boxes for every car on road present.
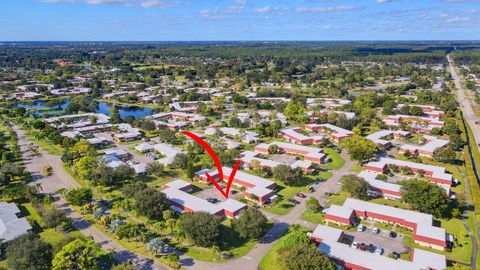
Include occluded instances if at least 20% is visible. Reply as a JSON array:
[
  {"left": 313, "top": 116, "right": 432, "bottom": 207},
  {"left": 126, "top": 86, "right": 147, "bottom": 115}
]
[
  {"left": 372, "top": 227, "right": 380, "bottom": 234},
  {"left": 296, "top": 192, "right": 306, "bottom": 198},
  {"left": 389, "top": 231, "right": 397, "bottom": 238},
  {"left": 324, "top": 192, "right": 331, "bottom": 196},
  {"left": 351, "top": 241, "right": 359, "bottom": 249},
  {"left": 357, "top": 224, "right": 366, "bottom": 232},
  {"left": 358, "top": 243, "right": 367, "bottom": 251},
  {"left": 375, "top": 247, "right": 384, "bottom": 255},
  {"left": 230, "top": 190, "right": 238, "bottom": 195}
]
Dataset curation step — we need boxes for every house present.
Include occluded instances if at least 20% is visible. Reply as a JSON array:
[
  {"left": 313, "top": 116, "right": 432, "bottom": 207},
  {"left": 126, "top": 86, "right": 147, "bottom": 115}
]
[
  {"left": 364, "top": 158, "right": 453, "bottom": 189},
  {"left": 304, "top": 123, "right": 354, "bottom": 142},
  {"left": 358, "top": 171, "right": 402, "bottom": 199},
  {"left": 135, "top": 142, "right": 154, "bottom": 153},
  {"left": 279, "top": 127, "right": 324, "bottom": 145},
  {"left": 324, "top": 198, "right": 447, "bottom": 250},
  {"left": 366, "top": 130, "right": 411, "bottom": 149},
  {"left": 255, "top": 141, "right": 328, "bottom": 164},
  {"left": 162, "top": 179, "right": 247, "bottom": 218},
  {"left": 308, "top": 225, "right": 446, "bottom": 270},
  {"left": 399, "top": 135, "right": 449, "bottom": 157},
  {"left": 153, "top": 143, "right": 186, "bottom": 166},
  {"left": 240, "top": 150, "right": 313, "bottom": 173},
  {"left": 383, "top": 114, "right": 445, "bottom": 134},
  {"left": 199, "top": 167, "right": 277, "bottom": 205},
  {"left": 0, "top": 202, "right": 32, "bottom": 242}
]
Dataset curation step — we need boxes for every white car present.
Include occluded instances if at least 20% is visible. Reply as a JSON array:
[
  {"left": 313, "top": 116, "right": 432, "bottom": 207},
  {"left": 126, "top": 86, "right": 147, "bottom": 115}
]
[
  {"left": 351, "top": 241, "right": 359, "bottom": 249},
  {"left": 372, "top": 227, "right": 380, "bottom": 234},
  {"left": 357, "top": 224, "right": 366, "bottom": 232},
  {"left": 375, "top": 247, "right": 384, "bottom": 255}
]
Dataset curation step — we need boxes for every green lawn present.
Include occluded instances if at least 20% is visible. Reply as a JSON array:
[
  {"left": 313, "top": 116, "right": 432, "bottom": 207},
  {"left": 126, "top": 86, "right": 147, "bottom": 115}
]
[
  {"left": 301, "top": 209, "right": 325, "bottom": 224},
  {"left": 403, "top": 218, "right": 472, "bottom": 264},
  {"left": 25, "top": 133, "right": 63, "bottom": 155},
  {"left": 264, "top": 184, "right": 307, "bottom": 215},
  {"left": 322, "top": 148, "right": 345, "bottom": 170},
  {"left": 259, "top": 227, "right": 308, "bottom": 270}
]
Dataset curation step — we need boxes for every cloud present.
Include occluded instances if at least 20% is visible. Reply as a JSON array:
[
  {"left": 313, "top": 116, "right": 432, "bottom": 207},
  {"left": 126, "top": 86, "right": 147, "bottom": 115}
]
[
  {"left": 252, "top": 6, "right": 272, "bottom": 14},
  {"left": 235, "top": 0, "right": 246, "bottom": 5},
  {"left": 139, "top": 0, "right": 179, "bottom": 8},
  {"left": 296, "top": 5, "right": 358, "bottom": 13},
  {"left": 376, "top": 0, "right": 392, "bottom": 3},
  {"left": 86, "top": 0, "right": 128, "bottom": 4},
  {"left": 445, "top": 16, "right": 470, "bottom": 23}
]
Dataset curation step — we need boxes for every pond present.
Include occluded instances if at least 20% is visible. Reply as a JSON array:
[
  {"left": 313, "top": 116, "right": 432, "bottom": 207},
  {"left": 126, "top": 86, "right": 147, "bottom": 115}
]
[{"left": 16, "top": 99, "right": 154, "bottom": 118}]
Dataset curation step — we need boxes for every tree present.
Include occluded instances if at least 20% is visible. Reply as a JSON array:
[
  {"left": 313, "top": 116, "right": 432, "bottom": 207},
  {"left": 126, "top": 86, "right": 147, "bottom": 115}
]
[
  {"left": 109, "top": 107, "right": 122, "bottom": 124},
  {"left": 306, "top": 197, "right": 321, "bottom": 212},
  {"left": 171, "top": 153, "right": 189, "bottom": 169},
  {"left": 132, "top": 187, "right": 169, "bottom": 220},
  {"left": 272, "top": 164, "right": 303, "bottom": 186},
  {"left": 284, "top": 100, "right": 307, "bottom": 123},
  {"left": 433, "top": 146, "right": 456, "bottom": 163},
  {"left": 268, "top": 144, "right": 280, "bottom": 154},
  {"left": 180, "top": 212, "right": 222, "bottom": 247},
  {"left": 340, "top": 135, "right": 377, "bottom": 162},
  {"left": 65, "top": 187, "right": 92, "bottom": 206},
  {"left": 232, "top": 208, "right": 268, "bottom": 239},
  {"left": 401, "top": 180, "right": 449, "bottom": 217},
  {"left": 146, "top": 162, "right": 164, "bottom": 176},
  {"left": 278, "top": 242, "right": 335, "bottom": 270},
  {"left": 6, "top": 232, "right": 53, "bottom": 270},
  {"left": 73, "top": 156, "right": 98, "bottom": 180},
  {"left": 340, "top": 175, "right": 370, "bottom": 200},
  {"left": 52, "top": 239, "right": 106, "bottom": 270},
  {"left": 111, "top": 262, "right": 135, "bottom": 270},
  {"left": 43, "top": 208, "right": 69, "bottom": 230}
]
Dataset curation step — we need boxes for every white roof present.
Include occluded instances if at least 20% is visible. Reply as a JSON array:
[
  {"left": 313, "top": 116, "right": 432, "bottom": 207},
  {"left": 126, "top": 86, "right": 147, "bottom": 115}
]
[
  {"left": 311, "top": 225, "right": 446, "bottom": 270},
  {"left": 325, "top": 204, "right": 354, "bottom": 219},
  {"left": 165, "top": 179, "right": 193, "bottom": 190},
  {"left": 222, "top": 167, "right": 275, "bottom": 189},
  {"left": 135, "top": 142, "right": 154, "bottom": 152},
  {"left": 0, "top": 202, "right": 32, "bottom": 242},
  {"left": 217, "top": 199, "right": 247, "bottom": 213},
  {"left": 132, "top": 163, "right": 147, "bottom": 174},
  {"left": 153, "top": 143, "right": 185, "bottom": 165},
  {"left": 343, "top": 198, "right": 446, "bottom": 242},
  {"left": 163, "top": 188, "right": 223, "bottom": 215},
  {"left": 358, "top": 171, "right": 401, "bottom": 196}
]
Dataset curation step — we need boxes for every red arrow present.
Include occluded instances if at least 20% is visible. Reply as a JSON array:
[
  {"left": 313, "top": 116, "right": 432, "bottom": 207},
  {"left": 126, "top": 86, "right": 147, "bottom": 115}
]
[{"left": 182, "top": 131, "right": 241, "bottom": 199}]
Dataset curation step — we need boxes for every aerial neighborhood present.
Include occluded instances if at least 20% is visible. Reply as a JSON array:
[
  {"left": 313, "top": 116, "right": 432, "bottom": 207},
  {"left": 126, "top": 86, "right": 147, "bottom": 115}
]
[{"left": 1, "top": 40, "right": 480, "bottom": 270}]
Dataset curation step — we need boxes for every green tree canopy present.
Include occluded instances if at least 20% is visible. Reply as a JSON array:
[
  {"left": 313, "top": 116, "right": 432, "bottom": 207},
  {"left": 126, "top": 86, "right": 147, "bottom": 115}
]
[
  {"left": 180, "top": 212, "right": 222, "bottom": 247},
  {"left": 6, "top": 232, "right": 53, "bottom": 270}
]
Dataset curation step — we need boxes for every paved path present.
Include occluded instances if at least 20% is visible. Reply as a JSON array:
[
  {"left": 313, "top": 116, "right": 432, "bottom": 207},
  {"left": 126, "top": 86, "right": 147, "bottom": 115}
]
[{"left": 14, "top": 125, "right": 166, "bottom": 270}]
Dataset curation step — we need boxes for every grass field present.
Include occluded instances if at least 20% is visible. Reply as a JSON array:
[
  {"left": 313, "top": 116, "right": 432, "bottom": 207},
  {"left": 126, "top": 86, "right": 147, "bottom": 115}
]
[
  {"left": 300, "top": 209, "right": 325, "bottom": 224},
  {"left": 321, "top": 148, "right": 345, "bottom": 170}
]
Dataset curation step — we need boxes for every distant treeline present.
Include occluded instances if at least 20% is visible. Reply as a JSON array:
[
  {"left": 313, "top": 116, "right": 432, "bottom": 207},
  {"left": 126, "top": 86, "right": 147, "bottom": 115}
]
[
  {"left": 451, "top": 50, "right": 480, "bottom": 65},
  {"left": 1, "top": 41, "right": 480, "bottom": 68}
]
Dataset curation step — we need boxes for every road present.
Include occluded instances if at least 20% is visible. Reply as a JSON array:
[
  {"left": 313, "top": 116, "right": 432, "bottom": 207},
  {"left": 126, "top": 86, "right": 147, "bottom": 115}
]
[
  {"left": 14, "top": 125, "right": 166, "bottom": 270},
  {"left": 447, "top": 54, "right": 480, "bottom": 153}
]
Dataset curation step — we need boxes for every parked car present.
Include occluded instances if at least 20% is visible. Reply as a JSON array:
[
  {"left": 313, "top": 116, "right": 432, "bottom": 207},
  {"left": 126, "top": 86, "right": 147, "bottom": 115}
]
[
  {"left": 287, "top": 198, "right": 300, "bottom": 204},
  {"left": 389, "top": 231, "right": 397, "bottom": 238},
  {"left": 358, "top": 243, "right": 367, "bottom": 251},
  {"left": 367, "top": 244, "right": 376, "bottom": 253},
  {"left": 324, "top": 192, "right": 331, "bottom": 196},
  {"left": 207, "top": 198, "right": 218, "bottom": 203},
  {"left": 230, "top": 190, "right": 238, "bottom": 195},
  {"left": 296, "top": 192, "right": 307, "bottom": 198},
  {"left": 392, "top": 252, "right": 400, "bottom": 259},
  {"left": 375, "top": 247, "right": 384, "bottom": 255},
  {"left": 357, "top": 224, "right": 366, "bottom": 232},
  {"left": 351, "top": 241, "right": 359, "bottom": 249},
  {"left": 372, "top": 227, "right": 380, "bottom": 234}
]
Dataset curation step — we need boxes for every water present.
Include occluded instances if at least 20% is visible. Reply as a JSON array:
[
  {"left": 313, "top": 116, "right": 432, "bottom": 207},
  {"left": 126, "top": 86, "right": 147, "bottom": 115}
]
[{"left": 16, "top": 99, "right": 154, "bottom": 118}]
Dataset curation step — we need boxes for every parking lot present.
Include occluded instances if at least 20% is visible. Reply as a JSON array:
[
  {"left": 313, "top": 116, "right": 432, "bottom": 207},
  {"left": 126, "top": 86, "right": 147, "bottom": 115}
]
[
  {"left": 347, "top": 224, "right": 409, "bottom": 256},
  {"left": 195, "top": 185, "right": 242, "bottom": 203}
]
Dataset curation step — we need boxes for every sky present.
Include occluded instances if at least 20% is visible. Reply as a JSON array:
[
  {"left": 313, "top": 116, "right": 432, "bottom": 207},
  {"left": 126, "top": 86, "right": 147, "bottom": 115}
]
[{"left": 1, "top": 0, "right": 480, "bottom": 41}]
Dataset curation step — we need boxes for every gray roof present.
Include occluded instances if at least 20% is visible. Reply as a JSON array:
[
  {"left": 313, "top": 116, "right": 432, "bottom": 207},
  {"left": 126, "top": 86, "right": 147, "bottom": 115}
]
[{"left": 0, "top": 202, "right": 32, "bottom": 242}]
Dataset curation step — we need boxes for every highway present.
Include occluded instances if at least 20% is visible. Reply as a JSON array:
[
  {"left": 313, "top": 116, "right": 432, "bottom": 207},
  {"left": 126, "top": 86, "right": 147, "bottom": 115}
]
[{"left": 447, "top": 54, "right": 480, "bottom": 149}]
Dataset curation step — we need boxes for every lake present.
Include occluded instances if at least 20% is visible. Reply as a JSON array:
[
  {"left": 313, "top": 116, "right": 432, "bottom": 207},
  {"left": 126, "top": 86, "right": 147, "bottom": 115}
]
[{"left": 16, "top": 99, "right": 154, "bottom": 118}]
